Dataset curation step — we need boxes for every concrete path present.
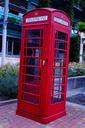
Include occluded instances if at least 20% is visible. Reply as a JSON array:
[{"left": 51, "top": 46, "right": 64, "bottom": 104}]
[{"left": 0, "top": 102, "right": 85, "bottom": 128}]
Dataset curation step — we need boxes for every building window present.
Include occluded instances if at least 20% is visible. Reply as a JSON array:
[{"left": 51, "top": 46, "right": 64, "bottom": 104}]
[
  {"left": 13, "top": 41, "right": 20, "bottom": 55},
  {"left": 9, "top": 9, "right": 18, "bottom": 15},
  {"left": 19, "top": 13, "right": 23, "bottom": 17},
  {"left": 0, "top": 37, "right": 2, "bottom": 53},
  {"left": 6, "top": 39, "right": 20, "bottom": 56}
]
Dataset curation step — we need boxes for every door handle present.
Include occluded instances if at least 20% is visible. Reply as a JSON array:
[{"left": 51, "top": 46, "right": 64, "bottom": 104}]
[
  {"left": 42, "top": 58, "right": 48, "bottom": 66},
  {"left": 42, "top": 60, "right": 46, "bottom": 66},
  {"left": 39, "top": 58, "right": 48, "bottom": 67}
]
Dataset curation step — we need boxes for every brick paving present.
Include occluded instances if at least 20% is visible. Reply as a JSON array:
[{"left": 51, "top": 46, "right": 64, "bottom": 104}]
[{"left": 0, "top": 102, "right": 85, "bottom": 128}]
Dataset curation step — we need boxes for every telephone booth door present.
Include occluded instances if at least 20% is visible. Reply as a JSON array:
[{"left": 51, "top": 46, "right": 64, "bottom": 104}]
[
  {"left": 17, "top": 25, "right": 47, "bottom": 116},
  {"left": 17, "top": 8, "right": 70, "bottom": 124},
  {"left": 48, "top": 27, "right": 70, "bottom": 117}
]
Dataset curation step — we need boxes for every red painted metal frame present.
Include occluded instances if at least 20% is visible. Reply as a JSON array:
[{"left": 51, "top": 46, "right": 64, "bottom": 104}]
[{"left": 16, "top": 8, "right": 70, "bottom": 124}]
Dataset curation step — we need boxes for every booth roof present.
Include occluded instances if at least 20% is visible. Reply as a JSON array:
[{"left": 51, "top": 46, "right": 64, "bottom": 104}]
[{"left": 24, "top": 8, "right": 70, "bottom": 20}]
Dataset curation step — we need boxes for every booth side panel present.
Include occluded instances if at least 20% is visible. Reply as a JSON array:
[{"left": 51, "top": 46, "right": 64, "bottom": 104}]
[
  {"left": 64, "top": 30, "right": 70, "bottom": 102},
  {"left": 17, "top": 27, "right": 25, "bottom": 100},
  {"left": 47, "top": 23, "right": 70, "bottom": 117}
]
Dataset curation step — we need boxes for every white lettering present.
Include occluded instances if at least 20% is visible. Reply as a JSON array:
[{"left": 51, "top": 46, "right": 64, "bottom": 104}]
[
  {"left": 54, "top": 17, "right": 68, "bottom": 26},
  {"left": 26, "top": 16, "right": 48, "bottom": 23}
]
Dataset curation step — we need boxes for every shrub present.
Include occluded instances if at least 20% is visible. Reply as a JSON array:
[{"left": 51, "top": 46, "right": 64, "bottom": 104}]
[
  {"left": 69, "top": 36, "right": 80, "bottom": 62},
  {"left": 68, "top": 62, "right": 85, "bottom": 77},
  {"left": 0, "top": 64, "right": 19, "bottom": 98},
  {"left": 78, "top": 22, "right": 85, "bottom": 32},
  {"left": 0, "top": 62, "right": 85, "bottom": 99}
]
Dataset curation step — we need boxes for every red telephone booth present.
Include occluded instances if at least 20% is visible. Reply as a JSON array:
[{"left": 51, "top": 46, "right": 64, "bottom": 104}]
[{"left": 16, "top": 8, "right": 70, "bottom": 124}]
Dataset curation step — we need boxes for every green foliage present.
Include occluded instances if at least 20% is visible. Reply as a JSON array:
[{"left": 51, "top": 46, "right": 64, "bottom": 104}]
[
  {"left": 80, "top": 0, "right": 85, "bottom": 8},
  {"left": 24, "top": 0, "right": 85, "bottom": 23},
  {"left": 68, "top": 62, "right": 85, "bottom": 77},
  {"left": 38, "top": 0, "right": 51, "bottom": 8},
  {"left": 0, "top": 64, "right": 19, "bottom": 98},
  {"left": 74, "top": 0, "right": 79, "bottom": 4},
  {"left": 78, "top": 22, "right": 85, "bottom": 32},
  {"left": 64, "top": 0, "right": 74, "bottom": 22},
  {"left": 51, "top": 0, "right": 75, "bottom": 22},
  {"left": 69, "top": 36, "right": 80, "bottom": 62}
]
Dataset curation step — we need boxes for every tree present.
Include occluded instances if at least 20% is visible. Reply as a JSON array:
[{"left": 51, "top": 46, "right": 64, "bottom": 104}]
[
  {"left": 52, "top": 0, "right": 76, "bottom": 22},
  {"left": 23, "top": 0, "right": 85, "bottom": 22},
  {"left": 69, "top": 36, "right": 80, "bottom": 62},
  {"left": 38, "top": 0, "right": 51, "bottom": 8},
  {"left": 78, "top": 22, "right": 85, "bottom": 32},
  {"left": 23, "top": 0, "right": 29, "bottom": 10},
  {"left": 80, "top": 0, "right": 85, "bottom": 8},
  {"left": 79, "top": 0, "right": 85, "bottom": 21},
  {"left": 64, "top": 0, "right": 75, "bottom": 22}
]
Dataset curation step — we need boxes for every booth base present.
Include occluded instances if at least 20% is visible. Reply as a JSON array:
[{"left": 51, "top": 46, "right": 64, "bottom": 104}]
[{"left": 16, "top": 109, "right": 66, "bottom": 124}]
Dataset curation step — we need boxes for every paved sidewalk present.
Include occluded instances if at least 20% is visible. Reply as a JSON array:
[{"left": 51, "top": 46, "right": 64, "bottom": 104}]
[{"left": 0, "top": 102, "right": 85, "bottom": 128}]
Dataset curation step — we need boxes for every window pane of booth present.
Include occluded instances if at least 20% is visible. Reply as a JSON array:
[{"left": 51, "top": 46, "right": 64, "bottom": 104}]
[
  {"left": 52, "top": 94, "right": 64, "bottom": 104},
  {"left": 53, "top": 77, "right": 65, "bottom": 85},
  {"left": 22, "top": 29, "right": 43, "bottom": 104},
  {"left": 27, "top": 39, "right": 42, "bottom": 47},
  {"left": 58, "top": 32, "right": 66, "bottom": 40},
  {"left": 53, "top": 68, "right": 64, "bottom": 75},
  {"left": 26, "top": 67, "right": 39, "bottom": 75},
  {"left": 55, "top": 50, "right": 65, "bottom": 59},
  {"left": 54, "top": 59, "right": 65, "bottom": 67},
  {"left": 53, "top": 86, "right": 63, "bottom": 94},
  {"left": 23, "top": 93, "right": 39, "bottom": 104},
  {"left": 23, "top": 84, "right": 40, "bottom": 95},
  {"left": 25, "top": 48, "right": 42, "bottom": 57},
  {"left": 28, "top": 30, "right": 41, "bottom": 38},
  {"left": 23, "top": 75, "right": 40, "bottom": 85},
  {"left": 24, "top": 57, "right": 39, "bottom": 66},
  {"left": 51, "top": 31, "right": 67, "bottom": 104},
  {"left": 55, "top": 41, "right": 66, "bottom": 49}
]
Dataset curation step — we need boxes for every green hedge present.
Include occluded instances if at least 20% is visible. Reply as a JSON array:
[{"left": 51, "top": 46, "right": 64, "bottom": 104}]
[
  {"left": 0, "top": 64, "right": 19, "bottom": 98},
  {"left": 0, "top": 63, "right": 85, "bottom": 98},
  {"left": 69, "top": 36, "right": 80, "bottom": 62},
  {"left": 78, "top": 22, "right": 85, "bottom": 32},
  {"left": 68, "top": 62, "right": 85, "bottom": 77}
]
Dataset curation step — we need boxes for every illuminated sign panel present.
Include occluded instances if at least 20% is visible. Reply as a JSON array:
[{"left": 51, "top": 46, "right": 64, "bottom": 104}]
[
  {"left": 54, "top": 17, "right": 68, "bottom": 26},
  {"left": 26, "top": 16, "right": 48, "bottom": 23}
]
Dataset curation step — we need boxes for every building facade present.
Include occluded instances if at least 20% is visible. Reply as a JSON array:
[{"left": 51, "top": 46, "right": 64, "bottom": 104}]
[
  {"left": 0, "top": 0, "right": 84, "bottom": 66},
  {"left": 0, "top": 0, "right": 27, "bottom": 66}
]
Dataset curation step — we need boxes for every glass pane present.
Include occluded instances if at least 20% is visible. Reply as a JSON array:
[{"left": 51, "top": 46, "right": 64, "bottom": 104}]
[
  {"left": 7, "top": 40, "right": 12, "bottom": 55},
  {"left": 22, "top": 29, "right": 43, "bottom": 104},
  {"left": 54, "top": 68, "right": 63, "bottom": 75},
  {"left": 55, "top": 59, "right": 65, "bottom": 67},
  {"left": 53, "top": 86, "right": 64, "bottom": 95},
  {"left": 23, "top": 93, "right": 39, "bottom": 104},
  {"left": 55, "top": 41, "right": 66, "bottom": 49},
  {"left": 52, "top": 94, "right": 64, "bottom": 103},
  {"left": 23, "top": 84, "right": 40, "bottom": 95},
  {"left": 24, "top": 57, "right": 39, "bottom": 66},
  {"left": 23, "top": 75, "right": 40, "bottom": 85},
  {"left": 28, "top": 30, "right": 41, "bottom": 38},
  {"left": 27, "top": 39, "right": 42, "bottom": 47},
  {"left": 51, "top": 31, "right": 67, "bottom": 104},
  {"left": 26, "top": 67, "right": 39, "bottom": 75},
  {"left": 55, "top": 50, "right": 65, "bottom": 58},
  {"left": 53, "top": 77, "right": 63, "bottom": 85},
  {"left": 13, "top": 41, "right": 20, "bottom": 55},
  {"left": 0, "top": 37, "right": 2, "bottom": 52},
  {"left": 58, "top": 32, "right": 66, "bottom": 40},
  {"left": 26, "top": 48, "right": 41, "bottom": 57}
]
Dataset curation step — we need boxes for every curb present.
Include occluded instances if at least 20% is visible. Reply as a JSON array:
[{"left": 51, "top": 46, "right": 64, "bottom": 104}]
[
  {"left": 0, "top": 99, "right": 17, "bottom": 106},
  {"left": 0, "top": 99, "right": 85, "bottom": 110},
  {"left": 66, "top": 101, "right": 85, "bottom": 110}
]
